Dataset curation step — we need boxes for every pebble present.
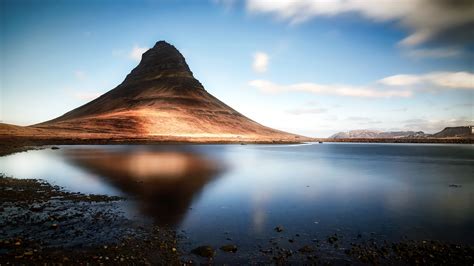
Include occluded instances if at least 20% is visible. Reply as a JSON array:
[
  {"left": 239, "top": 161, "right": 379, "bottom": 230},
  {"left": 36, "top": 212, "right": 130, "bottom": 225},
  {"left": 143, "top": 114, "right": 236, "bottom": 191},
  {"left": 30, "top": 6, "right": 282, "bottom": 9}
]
[{"left": 220, "top": 244, "right": 238, "bottom": 253}]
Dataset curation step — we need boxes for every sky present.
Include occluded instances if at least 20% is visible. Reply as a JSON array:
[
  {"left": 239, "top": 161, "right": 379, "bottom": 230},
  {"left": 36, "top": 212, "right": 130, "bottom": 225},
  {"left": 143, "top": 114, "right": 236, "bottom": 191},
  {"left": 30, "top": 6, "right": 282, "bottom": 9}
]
[{"left": 1, "top": 0, "right": 473, "bottom": 137}]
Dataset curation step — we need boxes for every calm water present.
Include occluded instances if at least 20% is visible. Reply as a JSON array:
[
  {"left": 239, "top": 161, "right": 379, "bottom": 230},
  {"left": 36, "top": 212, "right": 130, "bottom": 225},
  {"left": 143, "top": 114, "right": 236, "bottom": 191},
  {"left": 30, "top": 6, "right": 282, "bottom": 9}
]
[{"left": 1, "top": 143, "right": 473, "bottom": 255}]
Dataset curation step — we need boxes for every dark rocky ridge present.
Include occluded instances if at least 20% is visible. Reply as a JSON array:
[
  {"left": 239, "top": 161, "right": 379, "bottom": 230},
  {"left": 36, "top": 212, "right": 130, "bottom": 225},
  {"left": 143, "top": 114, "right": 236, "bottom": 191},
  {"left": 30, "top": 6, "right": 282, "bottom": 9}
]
[{"left": 433, "top": 126, "right": 473, "bottom": 138}]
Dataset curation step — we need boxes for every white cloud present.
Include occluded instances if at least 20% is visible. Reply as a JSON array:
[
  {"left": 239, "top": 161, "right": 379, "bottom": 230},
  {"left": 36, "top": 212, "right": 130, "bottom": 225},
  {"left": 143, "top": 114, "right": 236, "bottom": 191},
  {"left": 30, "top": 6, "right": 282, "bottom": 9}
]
[
  {"left": 129, "top": 45, "right": 148, "bottom": 61},
  {"left": 378, "top": 74, "right": 421, "bottom": 87},
  {"left": 249, "top": 80, "right": 412, "bottom": 98},
  {"left": 250, "top": 71, "right": 473, "bottom": 98},
  {"left": 379, "top": 72, "right": 474, "bottom": 89},
  {"left": 252, "top": 52, "right": 269, "bottom": 73},
  {"left": 74, "top": 70, "right": 86, "bottom": 80},
  {"left": 245, "top": 0, "right": 474, "bottom": 47}
]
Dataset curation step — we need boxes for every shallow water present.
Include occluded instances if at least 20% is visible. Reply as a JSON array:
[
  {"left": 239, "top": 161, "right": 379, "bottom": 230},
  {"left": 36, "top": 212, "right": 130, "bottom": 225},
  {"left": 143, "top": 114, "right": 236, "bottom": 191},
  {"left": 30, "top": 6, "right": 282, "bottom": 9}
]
[{"left": 1, "top": 143, "right": 473, "bottom": 256}]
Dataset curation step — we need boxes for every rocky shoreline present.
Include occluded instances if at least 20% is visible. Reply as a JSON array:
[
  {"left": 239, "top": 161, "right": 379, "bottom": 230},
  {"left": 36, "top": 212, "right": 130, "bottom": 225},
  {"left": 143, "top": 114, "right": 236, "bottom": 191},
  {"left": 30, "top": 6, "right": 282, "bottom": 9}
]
[
  {"left": 0, "top": 174, "right": 181, "bottom": 265},
  {"left": 1, "top": 173, "right": 473, "bottom": 265}
]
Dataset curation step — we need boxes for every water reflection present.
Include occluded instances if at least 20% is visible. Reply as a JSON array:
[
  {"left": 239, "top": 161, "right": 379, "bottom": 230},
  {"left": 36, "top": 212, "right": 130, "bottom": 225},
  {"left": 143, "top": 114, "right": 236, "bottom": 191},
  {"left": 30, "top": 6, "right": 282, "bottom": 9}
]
[{"left": 64, "top": 148, "right": 222, "bottom": 226}]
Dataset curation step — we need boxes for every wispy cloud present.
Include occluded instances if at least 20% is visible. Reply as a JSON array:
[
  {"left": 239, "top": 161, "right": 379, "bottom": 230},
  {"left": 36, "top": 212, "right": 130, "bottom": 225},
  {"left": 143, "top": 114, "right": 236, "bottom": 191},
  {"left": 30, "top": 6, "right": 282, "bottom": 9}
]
[
  {"left": 378, "top": 72, "right": 474, "bottom": 89},
  {"left": 404, "top": 47, "right": 463, "bottom": 58},
  {"left": 245, "top": 0, "right": 474, "bottom": 47},
  {"left": 129, "top": 45, "right": 148, "bottom": 61},
  {"left": 250, "top": 71, "right": 473, "bottom": 98},
  {"left": 249, "top": 80, "right": 412, "bottom": 98},
  {"left": 213, "top": 0, "right": 237, "bottom": 11},
  {"left": 347, "top": 116, "right": 371, "bottom": 121},
  {"left": 74, "top": 70, "right": 86, "bottom": 80},
  {"left": 252, "top": 52, "right": 269, "bottom": 73},
  {"left": 402, "top": 117, "right": 473, "bottom": 133},
  {"left": 443, "top": 103, "right": 473, "bottom": 111},
  {"left": 286, "top": 107, "right": 327, "bottom": 115},
  {"left": 345, "top": 116, "right": 383, "bottom": 125}
]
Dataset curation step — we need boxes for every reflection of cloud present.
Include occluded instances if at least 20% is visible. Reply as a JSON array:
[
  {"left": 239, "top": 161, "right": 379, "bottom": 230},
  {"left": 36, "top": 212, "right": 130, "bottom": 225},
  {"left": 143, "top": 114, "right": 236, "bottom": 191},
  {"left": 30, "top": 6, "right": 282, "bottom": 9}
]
[
  {"left": 251, "top": 190, "right": 271, "bottom": 233},
  {"left": 245, "top": 0, "right": 474, "bottom": 47}
]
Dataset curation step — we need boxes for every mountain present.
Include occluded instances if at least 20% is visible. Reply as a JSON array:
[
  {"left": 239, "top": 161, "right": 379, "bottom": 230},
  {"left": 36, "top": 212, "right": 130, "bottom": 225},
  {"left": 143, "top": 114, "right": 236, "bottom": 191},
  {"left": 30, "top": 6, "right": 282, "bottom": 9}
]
[
  {"left": 1, "top": 41, "right": 303, "bottom": 143},
  {"left": 330, "top": 130, "right": 427, "bottom": 139}
]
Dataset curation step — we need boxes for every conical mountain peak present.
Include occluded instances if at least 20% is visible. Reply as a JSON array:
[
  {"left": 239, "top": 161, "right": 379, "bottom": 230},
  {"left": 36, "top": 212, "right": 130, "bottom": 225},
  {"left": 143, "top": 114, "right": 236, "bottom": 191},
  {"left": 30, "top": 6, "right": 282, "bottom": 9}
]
[
  {"left": 124, "top": 40, "right": 194, "bottom": 83},
  {"left": 152, "top": 40, "right": 174, "bottom": 49},
  {"left": 33, "top": 40, "right": 301, "bottom": 142}
]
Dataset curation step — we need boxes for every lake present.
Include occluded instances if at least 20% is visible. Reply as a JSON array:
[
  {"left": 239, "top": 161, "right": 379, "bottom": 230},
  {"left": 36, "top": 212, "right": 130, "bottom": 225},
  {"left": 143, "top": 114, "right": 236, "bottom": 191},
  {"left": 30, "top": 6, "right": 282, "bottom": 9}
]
[{"left": 1, "top": 143, "right": 473, "bottom": 262}]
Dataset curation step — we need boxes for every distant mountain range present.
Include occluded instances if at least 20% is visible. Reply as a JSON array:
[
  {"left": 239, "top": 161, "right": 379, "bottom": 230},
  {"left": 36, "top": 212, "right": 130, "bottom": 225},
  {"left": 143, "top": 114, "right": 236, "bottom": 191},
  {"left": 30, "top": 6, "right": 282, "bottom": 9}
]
[{"left": 330, "top": 126, "right": 473, "bottom": 139}]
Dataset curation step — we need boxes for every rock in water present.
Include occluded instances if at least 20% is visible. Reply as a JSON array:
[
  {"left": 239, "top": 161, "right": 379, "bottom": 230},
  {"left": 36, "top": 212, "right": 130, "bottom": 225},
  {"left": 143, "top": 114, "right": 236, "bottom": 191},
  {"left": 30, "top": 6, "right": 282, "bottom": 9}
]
[
  {"left": 220, "top": 244, "right": 238, "bottom": 253},
  {"left": 274, "top": 225, "right": 284, "bottom": 232},
  {"left": 191, "top": 245, "right": 215, "bottom": 257}
]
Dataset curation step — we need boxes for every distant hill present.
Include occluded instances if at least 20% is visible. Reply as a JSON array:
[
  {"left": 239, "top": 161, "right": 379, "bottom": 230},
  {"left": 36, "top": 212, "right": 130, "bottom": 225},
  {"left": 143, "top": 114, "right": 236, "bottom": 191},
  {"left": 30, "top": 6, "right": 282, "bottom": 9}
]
[
  {"left": 330, "top": 130, "right": 427, "bottom": 139},
  {"left": 432, "top": 126, "right": 473, "bottom": 138},
  {"left": 330, "top": 126, "right": 473, "bottom": 139}
]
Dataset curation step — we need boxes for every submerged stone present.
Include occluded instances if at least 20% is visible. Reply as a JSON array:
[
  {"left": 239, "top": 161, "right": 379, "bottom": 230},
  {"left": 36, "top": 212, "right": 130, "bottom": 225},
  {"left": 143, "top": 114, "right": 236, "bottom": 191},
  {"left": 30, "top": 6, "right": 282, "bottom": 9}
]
[
  {"left": 192, "top": 245, "right": 215, "bottom": 257},
  {"left": 274, "top": 225, "right": 284, "bottom": 232},
  {"left": 220, "top": 244, "right": 238, "bottom": 253}
]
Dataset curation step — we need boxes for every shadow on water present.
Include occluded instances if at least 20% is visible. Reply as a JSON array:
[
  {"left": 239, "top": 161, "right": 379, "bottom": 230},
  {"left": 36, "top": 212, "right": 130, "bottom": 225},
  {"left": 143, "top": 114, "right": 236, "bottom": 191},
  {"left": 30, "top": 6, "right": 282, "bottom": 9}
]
[{"left": 63, "top": 147, "right": 223, "bottom": 226}]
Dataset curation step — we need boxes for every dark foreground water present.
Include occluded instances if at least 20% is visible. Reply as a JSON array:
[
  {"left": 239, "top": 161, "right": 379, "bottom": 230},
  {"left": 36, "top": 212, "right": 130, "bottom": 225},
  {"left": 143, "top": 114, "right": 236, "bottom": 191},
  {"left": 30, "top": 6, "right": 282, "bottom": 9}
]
[{"left": 1, "top": 143, "right": 473, "bottom": 261}]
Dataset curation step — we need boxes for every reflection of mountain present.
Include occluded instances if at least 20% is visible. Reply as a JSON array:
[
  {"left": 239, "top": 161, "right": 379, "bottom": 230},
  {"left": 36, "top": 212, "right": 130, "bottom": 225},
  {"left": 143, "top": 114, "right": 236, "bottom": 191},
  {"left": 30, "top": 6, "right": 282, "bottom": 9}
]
[{"left": 65, "top": 148, "right": 222, "bottom": 226}]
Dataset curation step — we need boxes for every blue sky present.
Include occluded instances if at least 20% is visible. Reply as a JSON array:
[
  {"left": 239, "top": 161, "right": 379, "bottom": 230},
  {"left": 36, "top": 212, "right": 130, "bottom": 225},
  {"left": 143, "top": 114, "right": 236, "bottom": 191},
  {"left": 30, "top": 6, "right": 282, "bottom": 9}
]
[{"left": 1, "top": 0, "right": 473, "bottom": 137}]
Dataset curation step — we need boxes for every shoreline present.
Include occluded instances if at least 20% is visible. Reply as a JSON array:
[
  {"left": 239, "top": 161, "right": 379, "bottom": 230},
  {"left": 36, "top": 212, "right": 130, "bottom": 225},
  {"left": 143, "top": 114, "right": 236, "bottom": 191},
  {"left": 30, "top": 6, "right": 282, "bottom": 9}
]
[
  {"left": 322, "top": 138, "right": 473, "bottom": 144},
  {"left": 1, "top": 136, "right": 472, "bottom": 157}
]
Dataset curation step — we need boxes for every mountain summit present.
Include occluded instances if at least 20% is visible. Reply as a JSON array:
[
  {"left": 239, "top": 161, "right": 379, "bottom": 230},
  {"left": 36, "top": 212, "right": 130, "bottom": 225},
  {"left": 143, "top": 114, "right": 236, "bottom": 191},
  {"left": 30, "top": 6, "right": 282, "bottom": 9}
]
[
  {"left": 125, "top": 41, "right": 195, "bottom": 82},
  {"left": 31, "top": 41, "right": 300, "bottom": 142}
]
